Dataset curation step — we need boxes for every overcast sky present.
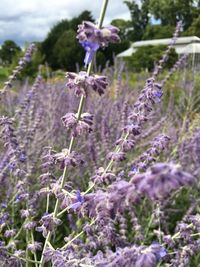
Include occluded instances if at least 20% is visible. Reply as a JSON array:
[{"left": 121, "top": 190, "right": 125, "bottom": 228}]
[{"left": 0, "top": 0, "right": 130, "bottom": 46}]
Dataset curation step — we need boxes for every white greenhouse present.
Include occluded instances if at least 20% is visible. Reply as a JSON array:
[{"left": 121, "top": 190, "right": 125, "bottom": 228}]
[{"left": 117, "top": 36, "right": 200, "bottom": 57}]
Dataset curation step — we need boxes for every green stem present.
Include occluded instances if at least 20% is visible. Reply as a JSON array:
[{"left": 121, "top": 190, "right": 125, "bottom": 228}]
[
  {"left": 39, "top": 1, "right": 109, "bottom": 266},
  {"left": 7, "top": 252, "right": 41, "bottom": 264},
  {"left": 61, "top": 219, "right": 96, "bottom": 250},
  {"left": 12, "top": 219, "right": 27, "bottom": 240},
  {"left": 84, "top": 133, "right": 129, "bottom": 194},
  {"left": 31, "top": 230, "right": 39, "bottom": 267},
  {"left": 46, "top": 192, "right": 50, "bottom": 214},
  {"left": 26, "top": 230, "right": 30, "bottom": 267},
  {"left": 143, "top": 212, "right": 154, "bottom": 243}
]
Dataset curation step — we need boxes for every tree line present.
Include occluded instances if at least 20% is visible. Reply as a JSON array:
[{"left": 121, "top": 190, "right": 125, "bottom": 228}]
[{"left": 1, "top": 0, "right": 200, "bottom": 73}]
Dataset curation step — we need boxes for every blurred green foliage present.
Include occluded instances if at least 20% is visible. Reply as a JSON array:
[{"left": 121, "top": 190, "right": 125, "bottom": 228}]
[
  {"left": 142, "top": 25, "right": 174, "bottom": 40},
  {"left": 125, "top": 45, "right": 178, "bottom": 72},
  {"left": 1, "top": 0, "right": 200, "bottom": 77},
  {"left": 41, "top": 11, "right": 129, "bottom": 72},
  {"left": 0, "top": 40, "right": 21, "bottom": 65}
]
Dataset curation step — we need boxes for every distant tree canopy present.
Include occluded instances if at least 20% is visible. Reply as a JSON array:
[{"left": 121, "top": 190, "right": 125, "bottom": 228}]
[
  {"left": 125, "top": 0, "right": 200, "bottom": 41},
  {"left": 142, "top": 25, "right": 174, "bottom": 40},
  {"left": 184, "top": 15, "right": 200, "bottom": 37},
  {"left": 126, "top": 45, "right": 178, "bottom": 72},
  {"left": 3, "top": 1, "right": 200, "bottom": 74},
  {"left": 41, "top": 11, "right": 129, "bottom": 71},
  {"left": 124, "top": 0, "right": 150, "bottom": 41},
  {"left": 148, "top": 0, "right": 200, "bottom": 30},
  {"left": 0, "top": 40, "right": 21, "bottom": 65},
  {"left": 41, "top": 10, "right": 93, "bottom": 71}
]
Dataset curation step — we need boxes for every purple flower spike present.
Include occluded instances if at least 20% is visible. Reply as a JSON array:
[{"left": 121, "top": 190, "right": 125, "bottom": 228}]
[
  {"left": 69, "top": 190, "right": 84, "bottom": 210},
  {"left": 131, "top": 165, "right": 138, "bottom": 173},
  {"left": 66, "top": 71, "right": 108, "bottom": 96},
  {"left": 77, "top": 21, "right": 120, "bottom": 65},
  {"left": 150, "top": 242, "right": 167, "bottom": 261},
  {"left": 80, "top": 40, "right": 100, "bottom": 65}
]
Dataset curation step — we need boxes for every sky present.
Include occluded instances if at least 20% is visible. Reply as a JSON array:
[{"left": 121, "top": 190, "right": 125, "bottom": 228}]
[{"left": 0, "top": 0, "right": 130, "bottom": 46}]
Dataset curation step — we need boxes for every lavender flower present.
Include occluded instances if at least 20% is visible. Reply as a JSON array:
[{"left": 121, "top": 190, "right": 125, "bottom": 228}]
[
  {"left": 68, "top": 190, "right": 84, "bottom": 210},
  {"left": 66, "top": 71, "right": 108, "bottom": 97},
  {"left": 107, "top": 151, "right": 126, "bottom": 162},
  {"left": 4, "top": 229, "right": 16, "bottom": 238},
  {"left": 130, "top": 163, "right": 195, "bottom": 200},
  {"left": 135, "top": 252, "right": 157, "bottom": 267},
  {"left": 115, "top": 138, "right": 135, "bottom": 152},
  {"left": 77, "top": 21, "right": 120, "bottom": 64},
  {"left": 129, "top": 134, "right": 170, "bottom": 173},
  {"left": 150, "top": 242, "right": 167, "bottom": 260},
  {"left": 61, "top": 112, "right": 93, "bottom": 136},
  {"left": 23, "top": 221, "right": 37, "bottom": 230},
  {"left": 80, "top": 40, "right": 100, "bottom": 65},
  {"left": 53, "top": 149, "right": 84, "bottom": 168},
  {"left": 27, "top": 242, "right": 42, "bottom": 253},
  {"left": 91, "top": 167, "right": 116, "bottom": 186},
  {"left": 36, "top": 213, "right": 62, "bottom": 237}
]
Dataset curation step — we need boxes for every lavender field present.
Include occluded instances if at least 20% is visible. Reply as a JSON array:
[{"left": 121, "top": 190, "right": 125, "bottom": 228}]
[{"left": 0, "top": 0, "right": 200, "bottom": 266}]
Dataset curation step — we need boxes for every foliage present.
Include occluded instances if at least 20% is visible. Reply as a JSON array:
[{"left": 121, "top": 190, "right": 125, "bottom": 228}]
[
  {"left": 111, "top": 19, "right": 132, "bottom": 39},
  {"left": 0, "top": 40, "right": 21, "bottom": 65},
  {"left": 124, "top": 0, "right": 150, "bottom": 41},
  {"left": 41, "top": 11, "right": 94, "bottom": 70},
  {"left": 52, "top": 30, "right": 84, "bottom": 71},
  {"left": 96, "top": 41, "right": 130, "bottom": 68},
  {"left": 126, "top": 45, "right": 178, "bottom": 72},
  {"left": 148, "top": 0, "right": 199, "bottom": 30},
  {"left": 184, "top": 15, "right": 200, "bottom": 37},
  {"left": 143, "top": 24, "right": 174, "bottom": 40},
  {"left": 125, "top": 0, "right": 200, "bottom": 41}
]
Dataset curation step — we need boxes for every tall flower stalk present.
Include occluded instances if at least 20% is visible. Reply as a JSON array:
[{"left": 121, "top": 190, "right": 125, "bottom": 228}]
[{"left": 38, "top": 0, "right": 110, "bottom": 265}]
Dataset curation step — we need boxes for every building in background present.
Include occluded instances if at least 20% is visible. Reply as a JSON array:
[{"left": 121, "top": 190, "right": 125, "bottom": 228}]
[{"left": 117, "top": 36, "right": 200, "bottom": 58}]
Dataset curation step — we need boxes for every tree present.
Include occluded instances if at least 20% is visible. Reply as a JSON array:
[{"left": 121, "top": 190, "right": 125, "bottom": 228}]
[
  {"left": 126, "top": 45, "right": 178, "bottom": 72},
  {"left": 41, "top": 10, "right": 130, "bottom": 71},
  {"left": 52, "top": 30, "right": 84, "bottom": 71},
  {"left": 69, "top": 10, "right": 94, "bottom": 31},
  {"left": 42, "top": 19, "right": 70, "bottom": 66},
  {"left": 143, "top": 25, "right": 174, "bottom": 40},
  {"left": 124, "top": 0, "right": 150, "bottom": 41},
  {"left": 0, "top": 40, "right": 21, "bottom": 65},
  {"left": 184, "top": 15, "right": 200, "bottom": 37},
  {"left": 148, "top": 0, "right": 199, "bottom": 30},
  {"left": 111, "top": 19, "right": 131, "bottom": 39},
  {"left": 41, "top": 10, "right": 94, "bottom": 70}
]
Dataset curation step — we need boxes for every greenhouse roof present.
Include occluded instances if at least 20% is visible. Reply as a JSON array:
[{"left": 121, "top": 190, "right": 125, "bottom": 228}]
[{"left": 117, "top": 36, "right": 200, "bottom": 57}]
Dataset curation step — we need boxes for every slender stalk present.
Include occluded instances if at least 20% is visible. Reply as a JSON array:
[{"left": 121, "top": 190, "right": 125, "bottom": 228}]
[
  {"left": 7, "top": 252, "right": 41, "bottom": 264},
  {"left": 38, "top": 1, "right": 109, "bottom": 266},
  {"left": 31, "top": 230, "right": 39, "bottom": 267},
  {"left": 25, "top": 230, "right": 30, "bottom": 267},
  {"left": 84, "top": 132, "right": 129, "bottom": 194},
  {"left": 61, "top": 219, "right": 96, "bottom": 250},
  {"left": 45, "top": 193, "right": 50, "bottom": 213}
]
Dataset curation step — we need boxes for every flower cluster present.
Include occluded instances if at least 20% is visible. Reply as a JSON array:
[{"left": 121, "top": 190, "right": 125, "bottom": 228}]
[
  {"left": 66, "top": 71, "right": 108, "bottom": 96},
  {"left": 61, "top": 112, "right": 93, "bottom": 136},
  {"left": 53, "top": 149, "right": 84, "bottom": 168},
  {"left": 130, "top": 134, "right": 170, "bottom": 173},
  {"left": 36, "top": 213, "right": 62, "bottom": 237},
  {"left": 1, "top": 43, "right": 36, "bottom": 94},
  {"left": 130, "top": 162, "right": 195, "bottom": 200},
  {"left": 77, "top": 21, "right": 120, "bottom": 64}
]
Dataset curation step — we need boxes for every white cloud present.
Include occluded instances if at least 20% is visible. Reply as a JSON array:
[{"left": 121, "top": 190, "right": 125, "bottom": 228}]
[{"left": 0, "top": 0, "right": 130, "bottom": 45}]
